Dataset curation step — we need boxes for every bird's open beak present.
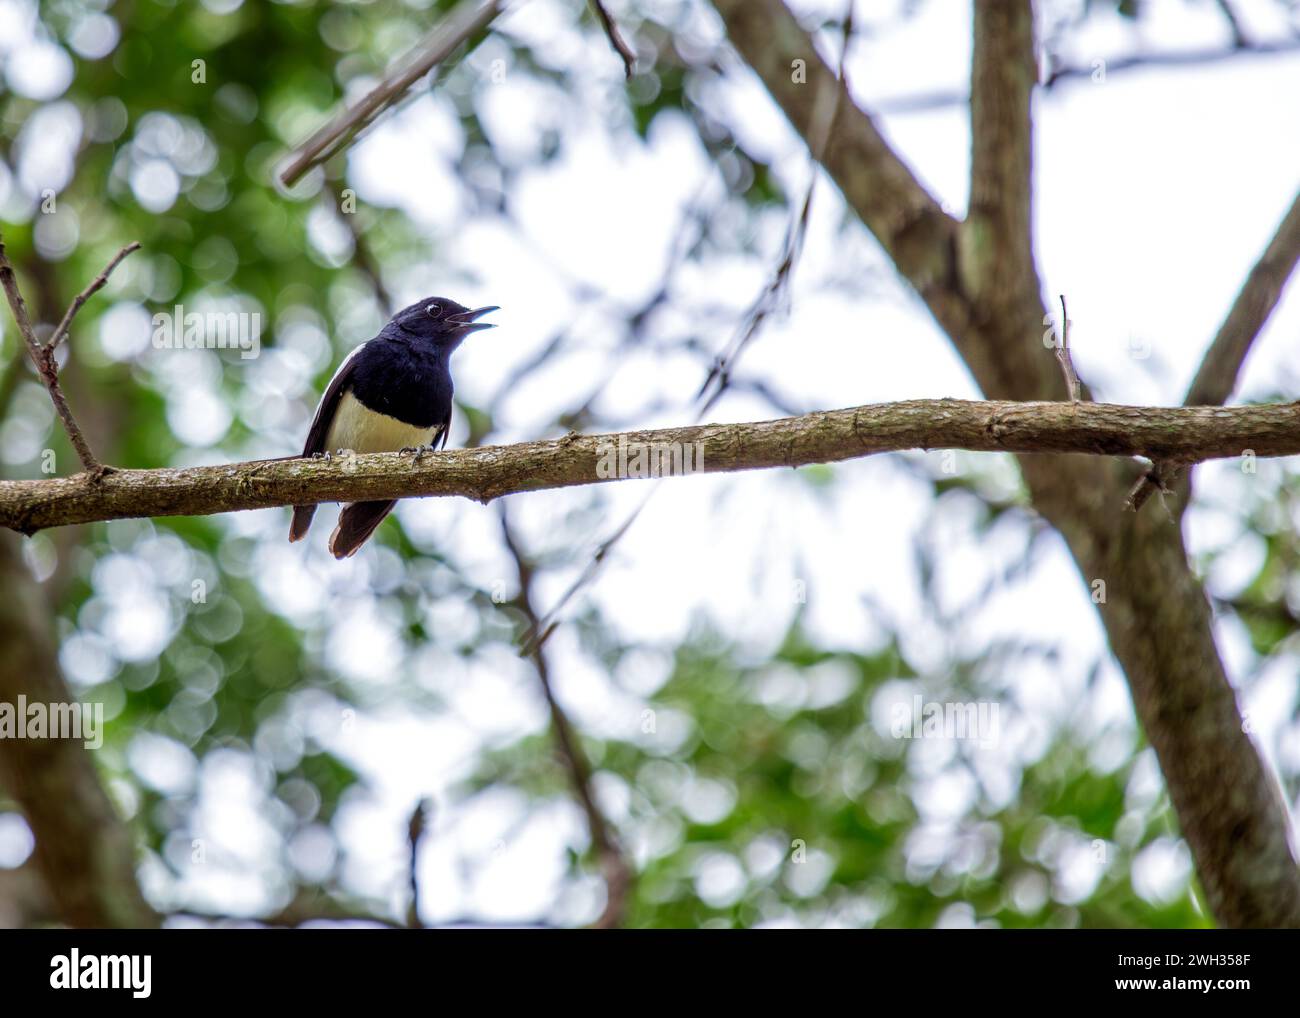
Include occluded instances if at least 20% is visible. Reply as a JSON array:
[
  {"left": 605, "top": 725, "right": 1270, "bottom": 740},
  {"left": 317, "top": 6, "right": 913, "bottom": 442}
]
[{"left": 449, "top": 306, "right": 499, "bottom": 332}]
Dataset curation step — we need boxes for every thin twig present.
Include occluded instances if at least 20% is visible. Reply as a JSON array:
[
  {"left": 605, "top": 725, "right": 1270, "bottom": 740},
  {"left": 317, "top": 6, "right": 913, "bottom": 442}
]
[
  {"left": 588, "top": 1, "right": 636, "bottom": 78},
  {"left": 0, "top": 235, "right": 105, "bottom": 473},
  {"left": 512, "top": 192, "right": 720, "bottom": 654},
  {"left": 499, "top": 506, "right": 632, "bottom": 927},
  {"left": 698, "top": 2, "right": 853, "bottom": 414},
  {"left": 1054, "top": 294, "right": 1082, "bottom": 402},
  {"left": 1125, "top": 460, "right": 1182, "bottom": 513},
  {"left": 526, "top": 3, "right": 858, "bottom": 656},
  {"left": 873, "top": 39, "right": 1300, "bottom": 115},
  {"left": 518, "top": 498, "right": 647, "bottom": 657},
  {"left": 196, "top": 889, "right": 405, "bottom": 928},
  {"left": 406, "top": 797, "right": 432, "bottom": 929},
  {"left": 1042, "top": 36, "right": 1300, "bottom": 86},
  {"left": 47, "top": 242, "right": 141, "bottom": 352},
  {"left": 341, "top": 212, "right": 394, "bottom": 317},
  {"left": 1212, "top": 0, "right": 1250, "bottom": 49},
  {"left": 0, "top": 242, "right": 50, "bottom": 370},
  {"left": 279, "top": 0, "right": 507, "bottom": 188}
]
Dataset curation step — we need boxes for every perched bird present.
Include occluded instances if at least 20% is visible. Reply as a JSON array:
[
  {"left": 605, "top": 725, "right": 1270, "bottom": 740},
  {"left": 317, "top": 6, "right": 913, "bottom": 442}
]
[{"left": 289, "top": 297, "right": 497, "bottom": 558}]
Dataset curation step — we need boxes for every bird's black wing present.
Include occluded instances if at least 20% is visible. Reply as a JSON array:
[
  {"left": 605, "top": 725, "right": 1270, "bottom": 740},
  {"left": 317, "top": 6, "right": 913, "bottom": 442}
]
[
  {"left": 289, "top": 343, "right": 366, "bottom": 542},
  {"left": 301, "top": 342, "right": 366, "bottom": 457}
]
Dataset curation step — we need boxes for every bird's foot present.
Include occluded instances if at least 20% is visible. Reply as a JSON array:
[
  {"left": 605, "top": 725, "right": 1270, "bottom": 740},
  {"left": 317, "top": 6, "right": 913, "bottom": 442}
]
[{"left": 401, "top": 443, "right": 437, "bottom": 461}]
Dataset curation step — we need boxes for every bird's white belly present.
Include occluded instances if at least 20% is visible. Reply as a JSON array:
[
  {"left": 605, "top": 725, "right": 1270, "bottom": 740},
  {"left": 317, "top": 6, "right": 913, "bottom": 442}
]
[{"left": 324, "top": 391, "right": 435, "bottom": 454}]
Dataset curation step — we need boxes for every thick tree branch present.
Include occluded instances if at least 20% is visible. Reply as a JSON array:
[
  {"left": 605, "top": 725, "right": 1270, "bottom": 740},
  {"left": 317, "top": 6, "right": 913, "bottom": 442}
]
[
  {"left": 709, "top": 0, "right": 1048, "bottom": 403},
  {"left": 1084, "top": 504, "right": 1300, "bottom": 928},
  {"left": 710, "top": 0, "right": 944, "bottom": 246},
  {"left": 712, "top": 0, "right": 1300, "bottom": 928},
  {"left": 1186, "top": 189, "right": 1300, "bottom": 408},
  {"left": 966, "top": 0, "right": 1039, "bottom": 312},
  {"left": 1, "top": 399, "right": 1298, "bottom": 534}
]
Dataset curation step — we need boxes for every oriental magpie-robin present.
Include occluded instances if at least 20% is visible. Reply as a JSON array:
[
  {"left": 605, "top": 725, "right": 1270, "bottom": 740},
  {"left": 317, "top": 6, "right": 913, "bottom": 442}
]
[{"left": 289, "top": 297, "right": 497, "bottom": 558}]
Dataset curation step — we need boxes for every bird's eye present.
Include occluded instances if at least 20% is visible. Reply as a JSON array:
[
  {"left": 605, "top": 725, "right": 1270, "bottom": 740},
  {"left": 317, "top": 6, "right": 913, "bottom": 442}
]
[{"left": 426, "top": 302, "right": 442, "bottom": 318}]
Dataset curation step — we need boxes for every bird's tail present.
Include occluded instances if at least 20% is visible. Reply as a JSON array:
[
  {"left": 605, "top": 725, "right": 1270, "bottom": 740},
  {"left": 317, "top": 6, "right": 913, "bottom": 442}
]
[
  {"left": 289, "top": 504, "right": 317, "bottom": 543},
  {"left": 329, "top": 500, "right": 396, "bottom": 559}
]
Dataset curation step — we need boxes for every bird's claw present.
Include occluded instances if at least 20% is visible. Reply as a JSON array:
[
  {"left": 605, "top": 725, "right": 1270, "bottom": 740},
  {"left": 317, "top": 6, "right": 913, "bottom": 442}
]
[{"left": 401, "top": 444, "right": 436, "bottom": 460}]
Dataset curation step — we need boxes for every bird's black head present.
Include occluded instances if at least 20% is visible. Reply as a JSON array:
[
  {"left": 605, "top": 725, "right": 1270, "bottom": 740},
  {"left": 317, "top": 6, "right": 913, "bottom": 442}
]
[{"left": 390, "top": 297, "right": 498, "bottom": 351}]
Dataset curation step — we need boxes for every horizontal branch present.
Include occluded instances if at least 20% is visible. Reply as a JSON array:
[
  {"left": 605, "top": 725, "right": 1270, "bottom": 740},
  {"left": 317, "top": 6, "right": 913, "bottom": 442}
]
[{"left": 2, "top": 398, "right": 1298, "bottom": 533}]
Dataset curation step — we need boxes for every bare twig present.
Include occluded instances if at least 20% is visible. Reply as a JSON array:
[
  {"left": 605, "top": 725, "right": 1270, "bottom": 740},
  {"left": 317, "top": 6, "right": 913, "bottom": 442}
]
[
  {"left": 1042, "top": 36, "right": 1300, "bottom": 86},
  {"left": 341, "top": 212, "right": 395, "bottom": 317},
  {"left": 507, "top": 195, "right": 722, "bottom": 654},
  {"left": 406, "top": 797, "right": 433, "bottom": 929},
  {"left": 0, "top": 235, "right": 113, "bottom": 473},
  {"left": 500, "top": 506, "right": 632, "bottom": 927},
  {"left": 1124, "top": 460, "right": 1182, "bottom": 514},
  {"left": 589, "top": 1, "right": 636, "bottom": 78},
  {"left": 279, "top": 0, "right": 508, "bottom": 187},
  {"left": 183, "top": 889, "right": 404, "bottom": 928},
  {"left": 1213, "top": 0, "right": 1250, "bottom": 49},
  {"left": 518, "top": 497, "right": 648, "bottom": 657},
  {"left": 698, "top": 1, "right": 853, "bottom": 415},
  {"left": 48, "top": 242, "right": 141, "bottom": 353},
  {"left": 531, "top": 3, "right": 858, "bottom": 658},
  {"left": 1054, "top": 294, "right": 1082, "bottom": 402},
  {"left": 872, "top": 39, "right": 1300, "bottom": 115}
]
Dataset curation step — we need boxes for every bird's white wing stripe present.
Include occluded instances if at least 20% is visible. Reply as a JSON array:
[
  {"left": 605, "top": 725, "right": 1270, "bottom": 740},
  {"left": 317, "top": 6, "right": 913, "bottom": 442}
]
[{"left": 306, "top": 341, "right": 367, "bottom": 438}]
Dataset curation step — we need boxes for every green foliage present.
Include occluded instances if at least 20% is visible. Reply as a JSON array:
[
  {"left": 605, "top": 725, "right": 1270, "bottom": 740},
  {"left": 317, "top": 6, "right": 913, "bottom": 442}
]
[{"left": 1, "top": 0, "right": 1267, "bottom": 929}]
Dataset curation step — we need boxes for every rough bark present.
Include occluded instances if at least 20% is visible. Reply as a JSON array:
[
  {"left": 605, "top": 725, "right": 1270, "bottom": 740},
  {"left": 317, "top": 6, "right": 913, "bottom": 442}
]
[
  {"left": 711, "top": 0, "right": 1300, "bottom": 927},
  {"left": 2, "top": 399, "right": 1299, "bottom": 533}
]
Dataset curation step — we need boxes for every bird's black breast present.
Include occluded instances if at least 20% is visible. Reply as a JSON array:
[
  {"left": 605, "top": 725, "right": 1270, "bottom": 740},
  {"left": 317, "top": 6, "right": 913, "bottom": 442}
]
[{"left": 348, "top": 333, "right": 453, "bottom": 429}]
